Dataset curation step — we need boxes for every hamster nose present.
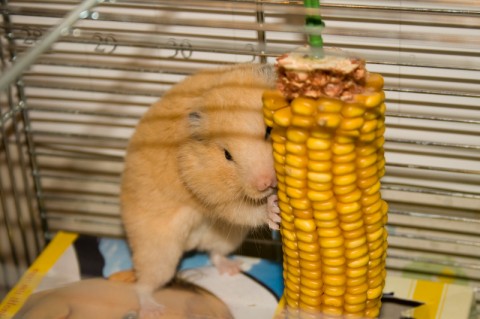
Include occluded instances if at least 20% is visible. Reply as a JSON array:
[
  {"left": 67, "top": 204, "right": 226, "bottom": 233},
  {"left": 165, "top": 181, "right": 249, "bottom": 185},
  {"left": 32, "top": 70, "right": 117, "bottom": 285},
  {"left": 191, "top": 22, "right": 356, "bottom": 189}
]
[{"left": 256, "top": 174, "right": 277, "bottom": 192}]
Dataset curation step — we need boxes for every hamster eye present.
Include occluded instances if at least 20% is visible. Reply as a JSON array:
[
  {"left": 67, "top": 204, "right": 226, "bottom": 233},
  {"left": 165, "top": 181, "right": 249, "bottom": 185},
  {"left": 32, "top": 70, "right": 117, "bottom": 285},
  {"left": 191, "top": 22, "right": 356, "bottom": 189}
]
[
  {"left": 224, "top": 149, "right": 233, "bottom": 161},
  {"left": 265, "top": 126, "right": 273, "bottom": 140}
]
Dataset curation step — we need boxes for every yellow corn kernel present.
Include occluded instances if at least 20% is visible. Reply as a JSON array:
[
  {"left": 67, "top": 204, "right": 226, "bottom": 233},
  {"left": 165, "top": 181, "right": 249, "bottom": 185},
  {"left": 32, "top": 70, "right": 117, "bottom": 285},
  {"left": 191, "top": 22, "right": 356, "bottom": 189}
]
[
  {"left": 287, "top": 127, "right": 309, "bottom": 143},
  {"left": 332, "top": 143, "right": 355, "bottom": 155},
  {"left": 301, "top": 285, "right": 323, "bottom": 297},
  {"left": 316, "top": 113, "right": 342, "bottom": 128},
  {"left": 332, "top": 162, "right": 356, "bottom": 175},
  {"left": 333, "top": 184, "right": 357, "bottom": 196},
  {"left": 306, "top": 137, "right": 332, "bottom": 151},
  {"left": 323, "top": 274, "right": 347, "bottom": 286},
  {"left": 347, "top": 255, "right": 370, "bottom": 269},
  {"left": 300, "top": 295, "right": 322, "bottom": 307},
  {"left": 323, "top": 265, "right": 346, "bottom": 275},
  {"left": 300, "top": 260, "right": 323, "bottom": 271},
  {"left": 286, "top": 141, "right": 307, "bottom": 155},
  {"left": 321, "top": 248, "right": 345, "bottom": 260},
  {"left": 333, "top": 173, "right": 357, "bottom": 186},
  {"left": 307, "top": 160, "right": 332, "bottom": 172},
  {"left": 292, "top": 97, "right": 317, "bottom": 116},
  {"left": 285, "top": 165, "right": 307, "bottom": 179},
  {"left": 319, "top": 236, "right": 345, "bottom": 248},
  {"left": 285, "top": 175, "right": 307, "bottom": 189},
  {"left": 340, "top": 117, "right": 364, "bottom": 131},
  {"left": 298, "top": 242, "right": 320, "bottom": 253},
  {"left": 282, "top": 228, "right": 297, "bottom": 242},
  {"left": 297, "top": 230, "right": 318, "bottom": 243},
  {"left": 337, "top": 201, "right": 361, "bottom": 215},
  {"left": 273, "top": 107, "right": 292, "bottom": 127},
  {"left": 356, "top": 153, "right": 377, "bottom": 168},
  {"left": 365, "top": 91, "right": 385, "bottom": 108},
  {"left": 317, "top": 97, "right": 343, "bottom": 112},
  {"left": 308, "top": 150, "right": 332, "bottom": 161},
  {"left": 308, "top": 181, "right": 333, "bottom": 191},
  {"left": 337, "top": 189, "right": 362, "bottom": 203},
  {"left": 344, "top": 236, "right": 367, "bottom": 249},
  {"left": 293, "top": 209, "right": 313, "bottom": 219},
  {"left": 285, "top": 153, "right": 308, "bottom": 168},
  {"left": 345, "top": 244, "right": 368, "bottom": 260},
  {"left": 332, "top": 151, "right": 356, "bottom": 163},
  {"left": 294, "top": 218, "right": 316, "bottom": 233},
  {"left": 343, "top": 227, "right": 366, "bottom": 240},
  {"left": 347, "top": 276, "right": 367, "bottom": 287},
  {"left": 290, "top": 198, "right": 311, "bottom": 210},
  {"left": 317, "top": 226, "right": 342, "bottom": 238},
  {"left": 366, "top": 285, "right": 383, "bottom": 300},
  {"left": 313, "top": 209, "right": 337, "bottom": 221},
  {"left": 263, "top": 89, "right": 288, "bottom": 109},
  {"left": 307, "top": 190, "right": 334, "bottom": 202},
  {"left": 322, "top": 295, "right": 344, "bottom": 307},
  {"left": 286, "top": 186, "right": 307, "bottom": 199},
  {"left": 339, "top": 211, "right": 363, "bottom": 224},
  {"left": 342, "top": 103, "right": 366, "bottom": 118},
  {"left": 299, "top": 251, "right": 321, "bottom": 262},
  {"left": 307, "top": 171, "right": 333, "bottom": 183},
  {"left": 345, "top": 293, "right": 367, "bottom": 305},
  {"left": 365, "top": 73, "right": 384, "bottom": 91},
  {"left": 292, "top": 115, "right": 316, "bottom": 128}
]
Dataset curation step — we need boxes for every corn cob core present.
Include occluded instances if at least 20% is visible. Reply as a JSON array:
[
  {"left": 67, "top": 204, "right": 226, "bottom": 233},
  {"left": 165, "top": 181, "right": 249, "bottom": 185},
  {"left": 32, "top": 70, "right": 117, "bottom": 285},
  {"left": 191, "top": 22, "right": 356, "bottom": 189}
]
[{"left": 263, "top": 54, "right": 388, "bottom": 318}]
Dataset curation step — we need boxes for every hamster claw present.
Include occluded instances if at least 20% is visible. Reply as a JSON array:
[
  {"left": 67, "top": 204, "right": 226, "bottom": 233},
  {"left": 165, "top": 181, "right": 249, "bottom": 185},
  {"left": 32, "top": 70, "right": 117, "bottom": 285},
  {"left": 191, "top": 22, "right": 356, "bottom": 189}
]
[{"left": 267, "top": 194, "right": 280, "bottom": 230}]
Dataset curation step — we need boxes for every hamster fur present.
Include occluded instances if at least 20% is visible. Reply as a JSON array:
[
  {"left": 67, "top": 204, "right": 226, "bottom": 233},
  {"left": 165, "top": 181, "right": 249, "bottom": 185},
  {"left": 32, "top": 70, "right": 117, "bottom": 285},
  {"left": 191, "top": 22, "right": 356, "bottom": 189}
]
[{"left": 120, "top": 63, "right": 279, "bottom": 314}]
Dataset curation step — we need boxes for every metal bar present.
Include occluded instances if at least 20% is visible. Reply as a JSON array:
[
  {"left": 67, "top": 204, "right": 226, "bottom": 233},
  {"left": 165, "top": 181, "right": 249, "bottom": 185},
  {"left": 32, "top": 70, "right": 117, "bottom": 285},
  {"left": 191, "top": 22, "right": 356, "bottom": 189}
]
[{"left": 0, "top": 0, "right": 103, "bottom": 91}]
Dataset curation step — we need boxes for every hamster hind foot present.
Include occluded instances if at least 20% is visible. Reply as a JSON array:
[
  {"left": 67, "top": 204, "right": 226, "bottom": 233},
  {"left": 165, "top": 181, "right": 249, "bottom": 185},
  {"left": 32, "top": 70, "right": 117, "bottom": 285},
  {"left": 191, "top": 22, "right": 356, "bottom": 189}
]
[
  {"left": 210, "top": 253, "right": 243, "bottom": 276},
  {"left": 135, "top": 285, "right": 165, "bottom": 319},
  {"left": 267, "top": 194, "right": 280, "bottom": 230}
]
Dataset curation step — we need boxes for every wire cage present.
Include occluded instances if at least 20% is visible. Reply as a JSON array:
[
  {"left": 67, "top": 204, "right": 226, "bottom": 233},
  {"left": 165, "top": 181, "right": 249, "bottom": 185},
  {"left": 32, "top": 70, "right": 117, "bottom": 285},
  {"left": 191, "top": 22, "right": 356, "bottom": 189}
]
[{"left": 0, "top": 0, "right": 479, "bottom": 313}]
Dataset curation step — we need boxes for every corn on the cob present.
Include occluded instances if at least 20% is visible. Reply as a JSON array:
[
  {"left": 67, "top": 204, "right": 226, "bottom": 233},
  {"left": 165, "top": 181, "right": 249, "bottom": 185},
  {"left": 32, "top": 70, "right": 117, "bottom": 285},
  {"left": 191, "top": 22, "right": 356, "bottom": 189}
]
[{"left": 263, "top": 55, "right": 388, "bottom": 318}]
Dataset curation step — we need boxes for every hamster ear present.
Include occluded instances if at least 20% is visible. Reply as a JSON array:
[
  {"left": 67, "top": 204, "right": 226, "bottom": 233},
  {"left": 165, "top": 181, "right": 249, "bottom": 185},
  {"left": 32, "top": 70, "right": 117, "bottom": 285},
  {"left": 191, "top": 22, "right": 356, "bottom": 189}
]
[{"left": 187, "top": 111, "right": 204, "bottom": 140}]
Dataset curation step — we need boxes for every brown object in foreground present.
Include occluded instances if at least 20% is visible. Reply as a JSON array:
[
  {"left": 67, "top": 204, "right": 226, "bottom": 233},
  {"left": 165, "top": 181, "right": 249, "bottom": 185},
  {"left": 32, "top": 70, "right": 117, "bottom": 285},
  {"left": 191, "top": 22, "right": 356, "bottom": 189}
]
[{"left": 263, "top": 52, "right": 388, "bottom": 319}]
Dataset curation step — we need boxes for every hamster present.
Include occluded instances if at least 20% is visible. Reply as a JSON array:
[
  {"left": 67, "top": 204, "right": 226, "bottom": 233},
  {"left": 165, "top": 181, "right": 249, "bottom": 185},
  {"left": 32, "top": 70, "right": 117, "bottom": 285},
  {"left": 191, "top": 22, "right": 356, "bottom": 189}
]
[{"left": 120, "top": 63, "right": 280, "bottom": 316}]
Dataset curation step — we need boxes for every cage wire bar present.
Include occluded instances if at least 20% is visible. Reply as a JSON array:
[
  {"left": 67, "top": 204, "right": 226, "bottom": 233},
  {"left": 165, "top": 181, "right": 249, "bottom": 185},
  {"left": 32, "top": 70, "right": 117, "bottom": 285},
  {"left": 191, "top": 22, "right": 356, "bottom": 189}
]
[{"left": 0, "top": 0, "right": 479, "bottom": 312}]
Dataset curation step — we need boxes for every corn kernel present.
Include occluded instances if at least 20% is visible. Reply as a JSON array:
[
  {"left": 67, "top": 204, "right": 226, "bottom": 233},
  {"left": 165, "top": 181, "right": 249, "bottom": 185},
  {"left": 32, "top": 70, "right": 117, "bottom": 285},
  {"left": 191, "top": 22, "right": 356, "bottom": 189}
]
[
  {"left": 287, "top": 127, "right": 309, "bottom": 143},
  {"left": 285, "top": 165, "right": 308, "bottom": 179},
  {"left": 332, "top": 162, "right": 356, "bottom": 175},
  {"left": 316, "top": 113, "right": 342, "bottom": 128},
  {"left": 308, "top": 181, "right": 333, "bottom": 191},
  {"left": 322, "top": 295, "right": 344, "bottom": 307},
  {"left": 307, "top": 160, "right": 332, "bottom": 172},
  {"left": 323, "top": 274, "right": 347, "bottom": 286},
  {"left": 307, "top": 171, "right": 333, "bottom": 183},
  {"left": 297, "top": 230, "right": 318, "bottom": 243},
  {"left": 273, "top": 107, "right": 292, "bottom": 127},
  {"left": 285, "top": 153, "right": 308, "bottom": 168},
  {"left": 333, "top": 143, "right": 355, "bottom": 155},
  {"left": 332, "top": 151, "right": 356, "bottom": 163},
  {"left": 365, "top": 73, "right": 384, "bottom": 91},
  {"left": 308, "top": 150, "right": 332, "bottom": 161},
  {"left": 286, "top": 141, "right": 308, "bottom": 155},
  {"left": 313, "top": 209, "right": 337, "bottom": 221},
  {"left": 337, "top": 189, "right": 362, "bottom": 203},
  {"left": 319, "top": 236, "right": 345, "bottom": 248},
  {"left": 345, "top": 293, "right": 367, "bottom": 305},
  {"left": 323, "top": 264, "right": 346, "bottom": 275},
  {"left": 291, "top": 97, "right": 317, "bottom": 115},
  {"left": 298, "top": 242, "right": 320, "bottom": 253},
  {"left": 333, "top": 184, "right": 357, "bottom": 196},
  {"left": 293, "top": 209, "right": 314, "bottom": 219},
  {"left": 285, "top": 176, "right": 307, "bottom": 188},
  {"left": 299, "top": 251, "right": 321, "bottom": 262},
  {"left": 322, "top": 257, "right": 346, "bottom": 267},
  {"left": 317, "top": 226, "right": 342, "bottom": 238},
  {"left": 333, "top": 173, "right": 358, "bottom": 186},
  {"left": 292, "top": 115, "right": 316, "bottom": 128},
  {"left": 340, "top": 117, "right": 364, "bottom": 131},
  {"left": 306, "top": 137, "right": 332, "bottom": 151},
  {"left": 294, "top": 218, "right": 316, "bottom": 233},
  {"left": 307, "top": 190, "right": 334, "bottom": 202}
]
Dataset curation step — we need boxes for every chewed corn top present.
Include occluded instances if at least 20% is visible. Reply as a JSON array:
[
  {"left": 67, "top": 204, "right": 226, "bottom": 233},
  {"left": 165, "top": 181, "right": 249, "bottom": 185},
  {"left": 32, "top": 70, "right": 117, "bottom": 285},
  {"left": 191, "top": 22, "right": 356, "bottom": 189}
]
[
  {"left": 276, "top": 49, "right": 368, "bottom": 102},
  {"left": 276, "top": 51, "right": 360, "bottom": 74}
]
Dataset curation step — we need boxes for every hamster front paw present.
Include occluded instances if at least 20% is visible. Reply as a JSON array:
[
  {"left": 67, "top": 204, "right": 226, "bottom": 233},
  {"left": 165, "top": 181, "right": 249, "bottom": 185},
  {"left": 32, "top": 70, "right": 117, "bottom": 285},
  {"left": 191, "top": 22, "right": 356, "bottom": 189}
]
[{"left": 266, "top": 194, "right": 280, "bottom": 230}]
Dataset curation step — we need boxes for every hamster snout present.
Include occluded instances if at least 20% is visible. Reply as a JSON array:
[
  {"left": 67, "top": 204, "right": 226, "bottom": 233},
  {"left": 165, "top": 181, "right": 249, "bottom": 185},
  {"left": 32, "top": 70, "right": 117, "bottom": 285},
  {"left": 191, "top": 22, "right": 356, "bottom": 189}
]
[{"left": 253, "top": 171, "right": 277, "bottom": 192}]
